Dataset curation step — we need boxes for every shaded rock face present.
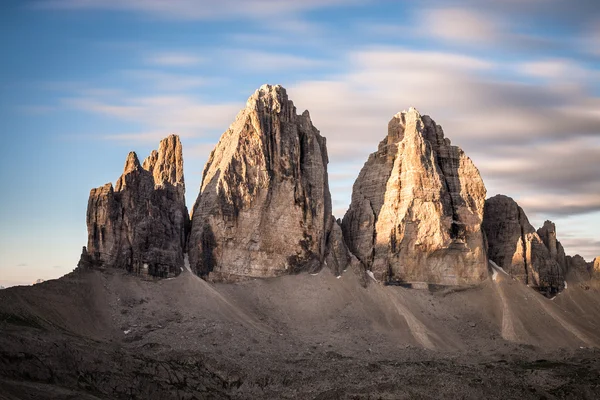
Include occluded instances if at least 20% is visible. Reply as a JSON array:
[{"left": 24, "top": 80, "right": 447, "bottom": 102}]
[
  {"left": 567, "top": 254, "right": 591, "bottom": 278},
  {"left": 341, "top": 108, "right": 488, "bottom": 285},
  {"left": 324, "top": 217, "right": 355, "bottom": 276},
  {"left": 82, "top": 135, "right": 188, "bottom": 277},
  {"left": 483, "top": 195, "right": 564, "bottom": 293},
  {"left": 536, "top": 221, "right": 568, "bottom": 274},
  {"left": 188, "top": 85, "right": 332, "bottom": 280}
]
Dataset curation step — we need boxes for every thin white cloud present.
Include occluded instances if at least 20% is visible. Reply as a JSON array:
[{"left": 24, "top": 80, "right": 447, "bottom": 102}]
[
  {"left": 100, "top": 131, "right": 195, "bottom": 143},
  {"left": 120, "top": 69, "right": 209, "bottom": 91},
  {"left": 145, "top": 52, "right": 204, "bottom": 67},
  {"left": 62, "top": 94, "right": 241, "bottom": 138},
  {"left": 516, "top": 59, "right": 598, "bottom": 82},
  {"left": 422, "top": 8, "right": 501, "bottom": 45},
  {"left": 35, "top": 0, "right": 364, "bottom": 20},
  {"left": 223, "top": 50, "right": 327, "bottom": 72}
]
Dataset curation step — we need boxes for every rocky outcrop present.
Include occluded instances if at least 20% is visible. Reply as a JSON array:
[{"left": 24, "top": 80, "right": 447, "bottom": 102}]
[
  {"left": 567, "top": 254, "right": 591, "bottom": 278},
  {"left": 188, "top": 85, "right": 333, "bottom": 280},
  {"left": 593, "top": 257, "right": 600, "bottom": 278},
  {"left": 536, "top": 220, "right": 568, "bottom": 274},
  {"left": 81, "top": 135, "right": 188, "bottom": 277},
  {"left": 341, "top": 108, "right": 488, "bottom": 285},
  {"left": 324, "top": 217, "right": 357, "bottom": 276},
  {"left": 483, "top": 195, "right": 564, "bottom": 293}
]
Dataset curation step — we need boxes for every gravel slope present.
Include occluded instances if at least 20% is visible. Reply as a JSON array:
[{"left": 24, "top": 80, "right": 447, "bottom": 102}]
[{"left": 1, "top": 266, "right": 599, "bottom": 399}]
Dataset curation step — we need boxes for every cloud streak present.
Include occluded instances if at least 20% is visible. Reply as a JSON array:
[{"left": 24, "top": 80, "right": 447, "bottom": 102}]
[
  {"left": 35, "top": 0, "right": 364, "bottom": 20},
  {"left": 287, "top": 47, "right": 600, "bottom": 223}
]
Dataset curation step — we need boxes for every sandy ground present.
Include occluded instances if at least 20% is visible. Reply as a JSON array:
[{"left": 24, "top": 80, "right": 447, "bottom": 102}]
[{"left": 1, "top": 263, "right": 600, "bottom": 399}]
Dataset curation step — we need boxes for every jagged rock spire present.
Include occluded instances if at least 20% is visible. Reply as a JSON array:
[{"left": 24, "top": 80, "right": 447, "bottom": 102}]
[
  {"left": 342, "top": 107, "right": 488, "bottom": 285},
  {"left": 82, "top": 135, "right": 188, "bottom": 277},
  {"left": 483, "top": 195, "right": 565, "bottom": 293},
  {"left": 188, "top": 84, "right": 333, "bottom": 281}
]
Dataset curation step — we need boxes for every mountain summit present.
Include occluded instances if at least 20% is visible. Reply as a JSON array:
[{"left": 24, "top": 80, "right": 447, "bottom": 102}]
[
  {"left": 342, "top": 108, "right": 488, "bottom": 285},
  {"left": 187, "top": 84, "right": 335, "bottom": 281}
]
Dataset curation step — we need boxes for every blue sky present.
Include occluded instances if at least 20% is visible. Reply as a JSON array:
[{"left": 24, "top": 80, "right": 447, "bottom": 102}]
[{"left": 1, "top": 0, "right": 599, "bottom": 286}]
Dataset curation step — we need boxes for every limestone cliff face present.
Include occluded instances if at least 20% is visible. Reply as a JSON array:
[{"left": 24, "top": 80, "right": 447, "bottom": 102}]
[
  {"left": 341, "top": 108, "right": 488, "bottom": 285},
  {"left": 483, "top": 195, "right": 564, "bottom": 293},
  {"left": 593, "top": 257, "right": 600, "bottom": 278},
  {"left": 82, "top": 135, "right": 188, "bottom": 277},
  {"left": 188, "top": 85, "right": 332, "bottom": 280}
]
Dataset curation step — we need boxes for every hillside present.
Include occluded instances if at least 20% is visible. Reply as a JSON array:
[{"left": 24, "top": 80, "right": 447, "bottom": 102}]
[{"left": 1, "top": 263, "right": 600, "bottom": 399}]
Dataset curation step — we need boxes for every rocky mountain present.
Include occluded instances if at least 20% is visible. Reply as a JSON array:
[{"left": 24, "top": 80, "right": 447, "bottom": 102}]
[
  {"left": 188, "top": 85, "right": 334, "bottom": 281},
  {"left": 79, "top": 135, "right": 188, "bottom": 277},
  {"left": 341, "top": 108, "right": 488, "bottom": 285},
  {"left": 483, "top": 195, "right": 564, "bottom": 294}
]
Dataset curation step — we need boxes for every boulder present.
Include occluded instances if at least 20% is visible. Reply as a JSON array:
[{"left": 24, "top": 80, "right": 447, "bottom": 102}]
[
  {"left": 81, "top": 135, "right": 188, "bottom": 277},
  {"left": 341, "top": 108, "right": 488, "bottom": 285},
  {"left": 483, "top": 195, "right": 564, "bottom": 293},
  {"left": 187, "top": 85, "right": 333, "bottom": 280}
]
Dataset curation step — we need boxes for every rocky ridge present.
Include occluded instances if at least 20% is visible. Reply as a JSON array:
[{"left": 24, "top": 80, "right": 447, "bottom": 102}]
[
  {"left": 342, "top": 107, "right": 488, "bottom": 285},
  {"left": 483, "top": 195, "right": 564, "bottom": 293},
  {"left": 80, "top": 135, "right": 188, "bottom": 277},
  {"left": 187, "top": 85, "right": 336, "bottom": 281},
  {"left": 75, "top": 85, "right": 596, "bottom": 289}
]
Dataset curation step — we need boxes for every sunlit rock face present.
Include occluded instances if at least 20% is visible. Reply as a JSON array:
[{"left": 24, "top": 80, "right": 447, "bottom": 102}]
[
  {"left": 342, "top": 108, "right": 488, "bottom": 285},
  {"left": 593, "top": 257, "right": 600, "bottom": 278},
  {"left": 483, "top": 195, "right": 564, "bottom": 294},
  {"left": 187, "top": 85, "right": 333, "bottom": 281},
  {"left": 82, "top": 135, "right": 188, "bottom": 277}
]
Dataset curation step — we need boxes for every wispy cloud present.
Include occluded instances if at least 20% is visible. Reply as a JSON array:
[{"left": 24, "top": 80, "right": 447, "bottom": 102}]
[
  {"left": 288, "top": 46, "right": 600, "bottom": 224},
  {"left": 120, "top": 69, "right": 209, "bottom": 91},
  {"left": 557, "top": 233, "right": 600, "bottom": 261},
  {"left": 35, "top": 0, "right": 364, "bottom": 20},
  {"left": 422, "top": 8, "right": 501, "bottom": 45},
  {"left": 224, "top": 50, "right": 328, "bottom": 72},
  {"left": 145, "top": 52, "right": 204, "bottom": 67},
  {"left": 515, "top": 59, "right": 599, "bottom": 82},
  {"left": 61, "top": 93, "right": 241, "bottom": 141}
]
